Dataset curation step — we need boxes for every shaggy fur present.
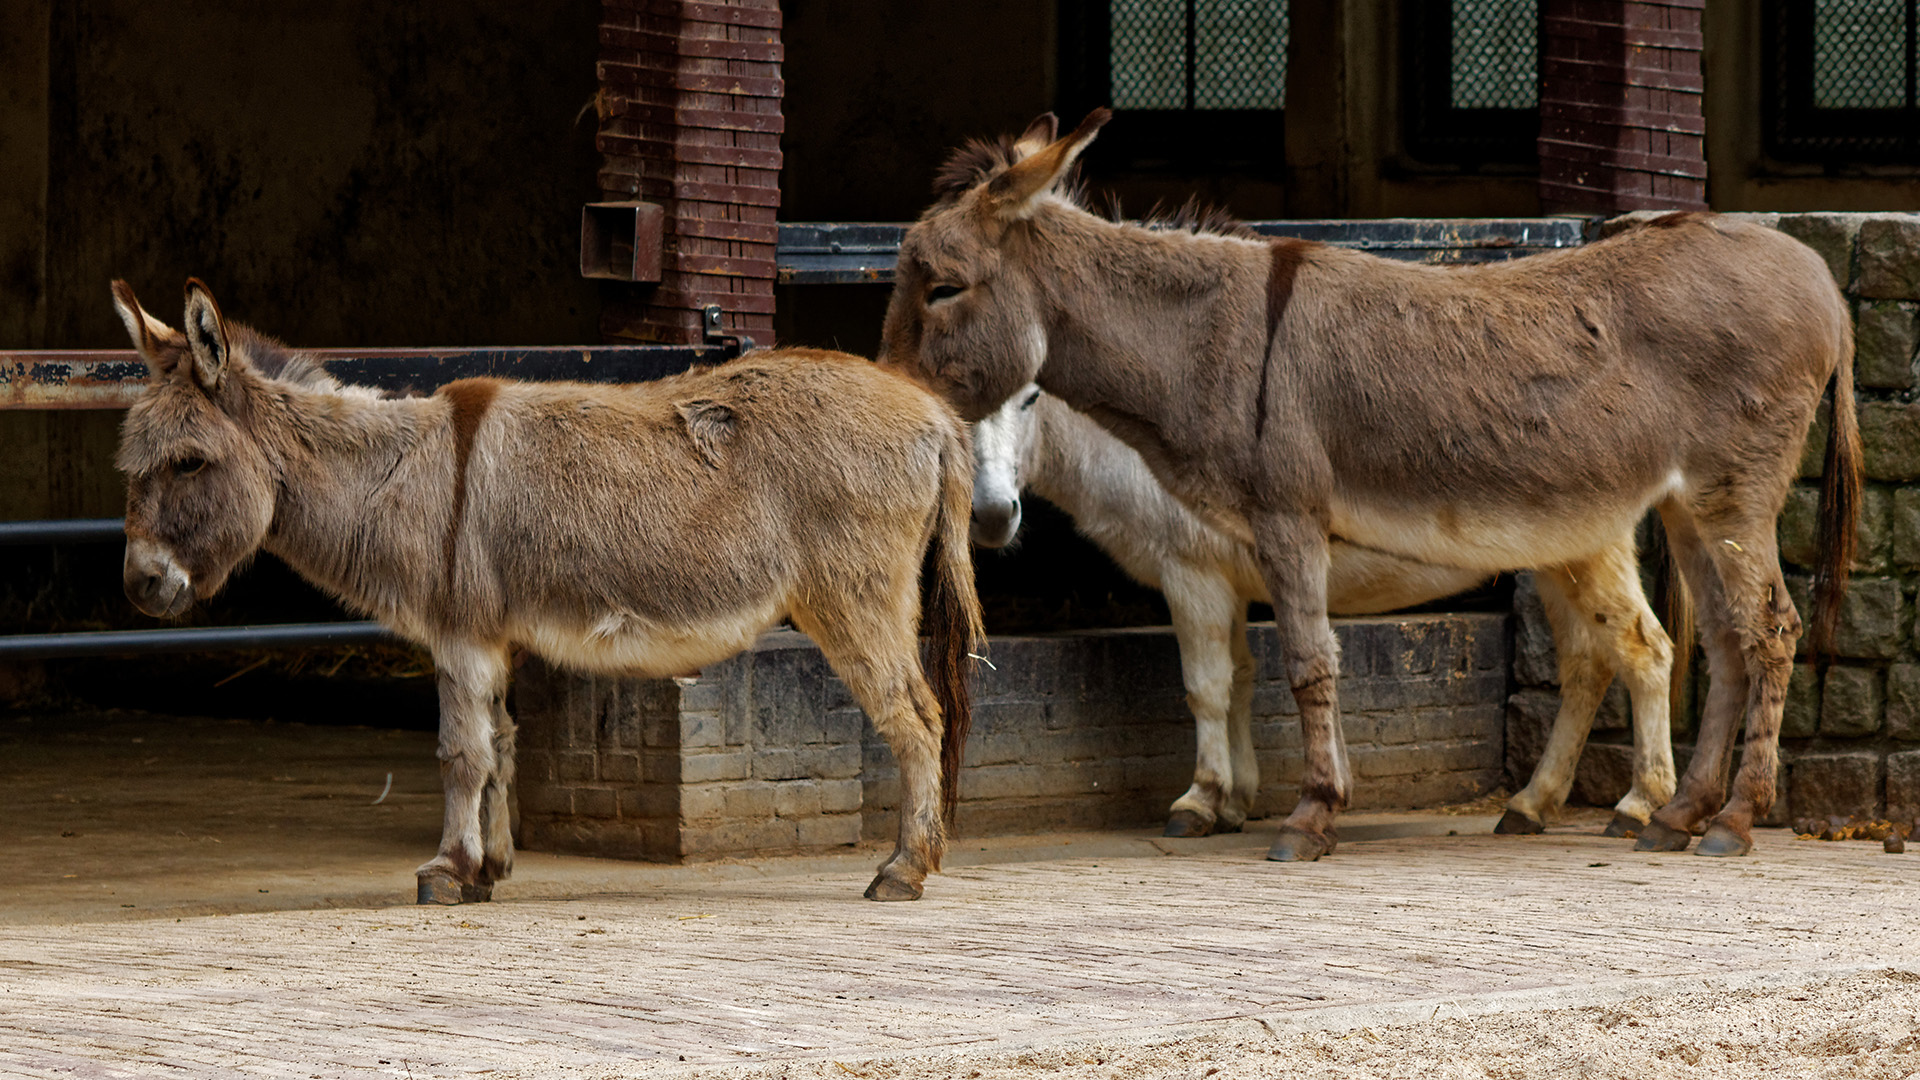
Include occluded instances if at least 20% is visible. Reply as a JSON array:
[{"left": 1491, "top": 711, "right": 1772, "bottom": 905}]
[
  {"left": 882, "top": 111, "right": 1858, "bottom": 861},
  {"left": 972, "top": 387, "right": 1677, "bottom": 837},
  {"left": 113, "top": 280, "right": 984, "bottom": 903}
]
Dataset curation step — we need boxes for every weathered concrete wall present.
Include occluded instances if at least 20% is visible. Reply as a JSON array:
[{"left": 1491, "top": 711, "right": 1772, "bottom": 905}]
[
  {"left": 0, "top": 1, "right": 604, "bottom": 524},
  {"left": 1510, "top": 212, "right": 1920, "bottom": 823},
  {"left": 515, "top": 615, "right": 1509, "bottom": 862}
]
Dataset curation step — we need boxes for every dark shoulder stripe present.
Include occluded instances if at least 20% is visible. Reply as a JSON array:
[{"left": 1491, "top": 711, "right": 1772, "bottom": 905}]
[
  {"left": 1256, "top": 238, "right": 1316, "bottom": 440},
  {"left": 1266, "top": 237, "right": 1313, "bottom": 344},
  {"left": 439, "top": 379, "right": 502, "bottom": 594}
]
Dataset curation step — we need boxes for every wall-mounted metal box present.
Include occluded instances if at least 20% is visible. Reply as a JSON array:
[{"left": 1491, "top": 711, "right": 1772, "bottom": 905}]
[{"left": 580, "top": 201, "right": 665, "bottom": 282}]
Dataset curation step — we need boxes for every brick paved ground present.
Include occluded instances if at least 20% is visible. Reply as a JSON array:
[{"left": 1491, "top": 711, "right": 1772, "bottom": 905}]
[{"left": 2, "top": 822, "right": 1914, "bottom": 1078}]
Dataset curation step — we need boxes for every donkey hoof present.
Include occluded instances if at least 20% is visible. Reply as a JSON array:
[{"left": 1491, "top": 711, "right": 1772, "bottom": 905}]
[
  {"left": 460, "top": 882, "right": 494, "bottom": 903},
  {"left": 1494, "top": 809, "right": 1545, "bottom": 835},
  {"left": 1602, "top": 812, "right": 1646, "bottom": 839},
  {"left": 1633, "top": 820, "right": 1693, "bottom": 852},
  {"left": 863, "top": 874, "right": 923, "bottom": 902},
  {"left": 1695, "top": 823, "right": 1753, "bottom": 858},
  {"left": 416, "top": 871, "right": 465, "bottom": 905},
  {"left": 1266, "top": 827, "right": 1335, "bottom": 862},
  {"left": 1163, "top": 810, "right": 1215, "bottom": 838}
]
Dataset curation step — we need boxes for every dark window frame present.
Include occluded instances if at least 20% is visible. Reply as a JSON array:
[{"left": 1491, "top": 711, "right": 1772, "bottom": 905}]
[
  {"left": 1057, "top": 0, "right": 1287, "bottom": 174},
  {"left": 1764, "top": 0, "right": 1920, "bottom": 164},
  {"left": 1399, "top": 2, "right": 1539, "bottom": 168}
]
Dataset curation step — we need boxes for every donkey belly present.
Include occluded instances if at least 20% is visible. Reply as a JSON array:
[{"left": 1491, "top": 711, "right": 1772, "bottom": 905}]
[
  {"left": 1329, "top": 470, "right": 1679, "bottom": 573},
  {"left": 516, "top": 600, "right": 785, "bottom": 678}
]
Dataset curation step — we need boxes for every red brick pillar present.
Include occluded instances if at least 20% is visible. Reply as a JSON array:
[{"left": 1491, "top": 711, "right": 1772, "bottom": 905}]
[
  {"left": 595, "top": 0, "right": 782, "bottom": 345},
  {"left": 1537, "top": 0, "right": 1707, "bottom": 213}
]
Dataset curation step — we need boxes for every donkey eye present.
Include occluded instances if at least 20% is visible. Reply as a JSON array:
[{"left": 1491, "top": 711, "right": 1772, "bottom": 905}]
[
  {"left": 1021, "top": 390, "right": 1041, "bottom": 409},
  {"left": 173, "top": 456, "right": 208, "bottom": 477},
  {"left": 927, "top": 283, "right": 965, "bottom": 304}
]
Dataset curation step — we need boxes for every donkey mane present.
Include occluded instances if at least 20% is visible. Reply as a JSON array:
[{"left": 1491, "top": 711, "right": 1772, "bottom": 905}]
[
  {"left": 932, "top": 140, "right": 1251, "bottom": 241},
  {"left": 932, "top": 134, "right": 1027, "bottom": 198},
  {"left": 228, "top": 326, "right": 344, "bottom": 393},
  {"left": 1135, "top": 198, "right": 1261, "bottom": 242}
]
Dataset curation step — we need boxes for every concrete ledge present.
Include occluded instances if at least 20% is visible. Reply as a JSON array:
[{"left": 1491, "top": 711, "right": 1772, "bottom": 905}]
[{"left": 515, "top": 614, "right": 1511, "bottom": 862}]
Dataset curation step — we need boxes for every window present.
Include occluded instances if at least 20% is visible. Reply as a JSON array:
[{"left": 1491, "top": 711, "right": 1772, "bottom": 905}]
[
  {"left": 1402, "top": 0, "right": 1539, "bottom": 167},
  {"left": 1058, "top": 0, "right": 1289, "bottom": 170},
  {"left": 1766, "top": 0, "right": 1920, "bottom": 163}
]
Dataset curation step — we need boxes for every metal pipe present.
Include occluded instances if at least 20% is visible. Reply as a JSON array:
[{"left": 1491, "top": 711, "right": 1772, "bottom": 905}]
[
  {"left": 0, "top": 518, "right": 125, "bottom": 545},
  {"left": 0, "top": 621, "right": 396, "bottom": 660}
]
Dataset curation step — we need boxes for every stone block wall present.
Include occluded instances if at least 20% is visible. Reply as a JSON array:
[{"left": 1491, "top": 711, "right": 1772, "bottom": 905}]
[
  {"left": 1512, "top": 212, "right": 1920, "bottom": 823},
  {"left": 516, "top": 614, "right": 1510, "bottom": 862}
]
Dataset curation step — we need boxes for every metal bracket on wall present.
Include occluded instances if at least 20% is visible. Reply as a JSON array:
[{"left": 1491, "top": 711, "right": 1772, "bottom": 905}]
[{"left": 702, "top": 304, "right": 756, "bottom": 353}]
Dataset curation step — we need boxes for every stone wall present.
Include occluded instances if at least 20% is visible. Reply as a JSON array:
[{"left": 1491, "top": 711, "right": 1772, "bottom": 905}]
[
  {"left": 1511, "top": 212, "right": 1920, "bottom": 824},
  {"left": 516, "top": 614, "right": 1509, "bottom": 862}
]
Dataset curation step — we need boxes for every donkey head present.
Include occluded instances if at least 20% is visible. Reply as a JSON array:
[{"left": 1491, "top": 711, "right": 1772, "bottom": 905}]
[
  {"left": 969, "top": 384, "right": 1044, "bottom": 548},
  {"left": 112, "top": 280, "right": 280, "bottom": 618},
  {"left": 879, "top": 110, "right": 1109, "bottom": 421}
]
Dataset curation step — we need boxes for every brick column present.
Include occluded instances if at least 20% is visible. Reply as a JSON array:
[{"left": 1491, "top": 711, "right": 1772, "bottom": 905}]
[
  {"left": 595, "top": 0, "right": 782, "bottom": 345},
  {"left": 1537, "top": 0, "right": 1707, "bottom": 213}
]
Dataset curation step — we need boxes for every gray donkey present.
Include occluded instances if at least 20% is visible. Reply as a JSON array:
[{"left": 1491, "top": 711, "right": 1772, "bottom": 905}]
[
  {"left": 112, "top": 280, "right": 983, "bottom": 903},
  {"left": 882, "top": 112, "right": 1858, "bottom": 863},
  {"left": 972, "top": 385, "right": 1678, "bottom": 839}
]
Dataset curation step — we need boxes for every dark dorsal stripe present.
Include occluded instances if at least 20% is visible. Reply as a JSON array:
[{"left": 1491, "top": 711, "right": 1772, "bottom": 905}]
[
  {"left": 440, "top": 379, "right": 501, "bottom": 595},
  {"left": 1255, "top": 238, "right": 1314, "bottom": 440}
]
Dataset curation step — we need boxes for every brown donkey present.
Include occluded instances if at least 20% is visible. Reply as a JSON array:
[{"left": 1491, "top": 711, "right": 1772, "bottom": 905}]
[
  {"left": 113, "top": 280, "right": 983, "bottom": 902},
  {"left": 881, "top": 112, "right": 1859, "bottom": 861}
]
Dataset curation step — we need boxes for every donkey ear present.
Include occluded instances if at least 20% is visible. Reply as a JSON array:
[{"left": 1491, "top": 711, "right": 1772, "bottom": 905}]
[
  {"left": 111, "top": 280, "right": 185, "bottom": 371},
  {"left": 985, "top": 108, "right": 1110, "bottom": 219},
  {"left": 181, "top": 278, "right": 231, "bottom": 394},
  {"left": 1009, "top": 113, "right": 1059, "bottom": 161}
]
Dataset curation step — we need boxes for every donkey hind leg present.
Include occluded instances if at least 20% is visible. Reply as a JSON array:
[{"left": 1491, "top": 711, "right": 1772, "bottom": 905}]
[
  {"left": 1162, "top": 566, "right": 1251, "bottom": 837},
  {"left": 1224, "top": 608, "right": 1260, "bottom": 828},
  {"left": 1249, "top": 514, "right": 1347, "bottom": 863},
  {"left": 1637, "top": 503, "right": 1752, "bottom": 853},
  {"left": 419, "top": 641, "right": 513, "bottom": 904},
  {"left": 1501, "top": 545, "right": 1678, "bottom": 837},
  {"left": 1498, "top": 568, "right": 1612, "bottom": 835},
  {"left": 1692, "top": 517, "right": 1798, "bottom": 857},
  {"left": 792, "top": 602, "right": 945, "bottom": 901}
]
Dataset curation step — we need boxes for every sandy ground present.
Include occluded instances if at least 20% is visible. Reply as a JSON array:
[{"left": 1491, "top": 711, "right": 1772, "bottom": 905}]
[
  {"left": 677, "top": 972, "right": 1920, "bottom": 1080},
  {"left": 3, "top": 708, "right": 1918, "bottom": 1079}
]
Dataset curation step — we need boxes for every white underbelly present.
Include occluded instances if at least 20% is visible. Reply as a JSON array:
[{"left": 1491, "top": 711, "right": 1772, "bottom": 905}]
[
  {"left": 516, "top": 601, "right": 784, "bottom": 678},
  {"left": 1330, "top": 472, "right": 1679, "bottom": 572}
]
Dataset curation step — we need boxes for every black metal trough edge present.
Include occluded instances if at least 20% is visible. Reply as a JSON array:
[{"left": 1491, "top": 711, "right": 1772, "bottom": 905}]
[
  {"left": 0, "top": 518, "right": 125, "bottom": 545},
  {"left": 0, "top": 621, "right": 396, "bottom": 660}
]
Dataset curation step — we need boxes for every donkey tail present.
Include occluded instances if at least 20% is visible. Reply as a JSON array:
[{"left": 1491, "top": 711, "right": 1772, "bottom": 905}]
[
  {"left": 926, "top": 418, "right": 986, "bottom": 825},
  {"left": 1811, "top": 336, "right": 1862, "bottom": 657}
]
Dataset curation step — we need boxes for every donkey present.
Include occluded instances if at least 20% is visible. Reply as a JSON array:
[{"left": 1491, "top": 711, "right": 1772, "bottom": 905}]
[
  {"left": 882, "top": 111, "right": 1858, "bottom": 862},
  {"left": 973, "top": 385, "right": 1678, "bottom": 838},
  {"left": 112, "top": 279, "right": 983, "bottom": 903}
]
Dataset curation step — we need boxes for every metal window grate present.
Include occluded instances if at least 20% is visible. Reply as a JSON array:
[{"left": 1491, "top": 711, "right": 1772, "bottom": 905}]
[
  {"left": 1109, "top": 0, "right": 1289, "bottom": 111},
  {"left": 1813, "top": 0, "right": 1912, "bottom": 108},
  {"left": 1403, "top": 0, "right": 1539, "bottom": 166},
  {"left": 1767, "top": 0, "right": 1920, "bottom": 162},
  {"left": 1451, "top": 0, "right": 1537, "bottom": 109}
]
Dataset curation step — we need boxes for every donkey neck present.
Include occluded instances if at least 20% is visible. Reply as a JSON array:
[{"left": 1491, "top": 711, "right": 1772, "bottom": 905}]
[
  {"left": 253, "top": 381, "right": 447, "bottom": 627},
  {"left": 1025, "top": 212, "right": 1266, "bottom": 406},
  {"left": 1026, "top": 396, "right": 1166, "bottom": 534},
  {"left": 1018, "top": 208, "right": 1274, "bottom": 497}
]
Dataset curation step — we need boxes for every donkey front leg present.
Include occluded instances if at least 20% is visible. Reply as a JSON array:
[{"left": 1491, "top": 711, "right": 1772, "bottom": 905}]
[
  {"left": 1162, "top": 565, "right": 1252, "bottom": 837},
  {"left": 419, "top": 640, "right": 514, "bottom": 904},
  {"left": 1251, "top": 514, "right": 1348, "bottom": 862}
]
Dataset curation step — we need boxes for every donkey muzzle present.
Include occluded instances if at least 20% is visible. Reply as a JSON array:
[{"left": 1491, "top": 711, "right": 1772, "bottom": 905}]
[
  {"left": 969, "top": 497, "right": 1022, "bottom": 549},
  {"left": 123, "top": 537, "right": 195, "bottom": 618}
]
